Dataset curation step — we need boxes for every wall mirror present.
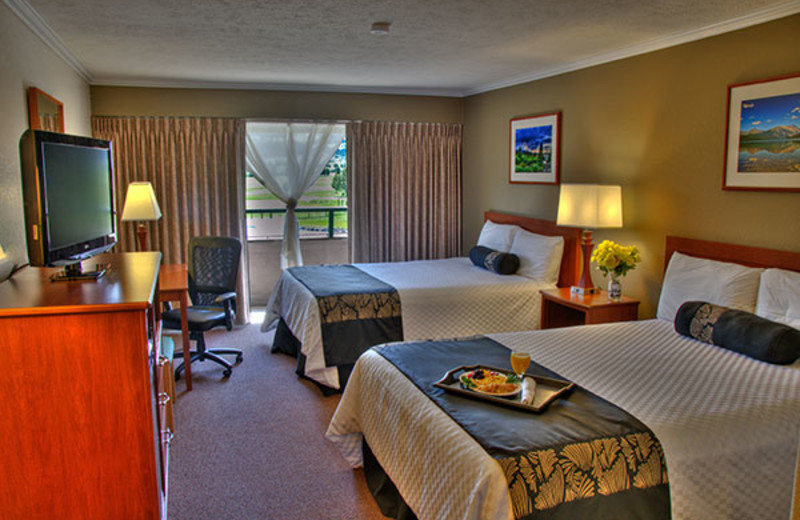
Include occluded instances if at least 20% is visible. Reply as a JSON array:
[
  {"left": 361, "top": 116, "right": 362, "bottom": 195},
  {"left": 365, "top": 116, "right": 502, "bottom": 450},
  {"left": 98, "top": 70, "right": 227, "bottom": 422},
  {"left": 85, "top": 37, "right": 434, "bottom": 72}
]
[{"left": 27, "top": 87, "right": 64, "bottom": 133}]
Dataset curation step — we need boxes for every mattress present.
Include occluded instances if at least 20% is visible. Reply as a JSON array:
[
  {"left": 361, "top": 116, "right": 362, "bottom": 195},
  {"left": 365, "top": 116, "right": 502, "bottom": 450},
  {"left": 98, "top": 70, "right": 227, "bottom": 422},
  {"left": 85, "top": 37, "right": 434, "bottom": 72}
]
[
  {"left": 263, "top": 257, "right": 553, "bottom": 389},
  {"left": 326, "top": 319, "right": 800, "bottom": 520}
]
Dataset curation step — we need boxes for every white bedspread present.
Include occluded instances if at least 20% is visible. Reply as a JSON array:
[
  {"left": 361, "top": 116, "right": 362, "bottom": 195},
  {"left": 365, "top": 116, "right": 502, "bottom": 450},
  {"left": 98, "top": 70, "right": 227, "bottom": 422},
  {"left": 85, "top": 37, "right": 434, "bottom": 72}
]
[
  {"left": 262, "top": 257, "right": 552, "bottom": 389},
  {"left": 326, "top": 319, "right": 800, "bottom": 520}
]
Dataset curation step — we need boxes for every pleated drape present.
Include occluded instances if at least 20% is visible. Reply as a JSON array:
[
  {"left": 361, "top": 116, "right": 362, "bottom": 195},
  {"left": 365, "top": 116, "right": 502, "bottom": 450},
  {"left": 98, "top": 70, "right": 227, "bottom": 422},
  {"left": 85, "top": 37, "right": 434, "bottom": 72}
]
[
  {"left": 92, "top": 116, "right": 250, "bottom": 323},
  {"left": 347, "top": 121, "right": 462, "bottom": 263}
]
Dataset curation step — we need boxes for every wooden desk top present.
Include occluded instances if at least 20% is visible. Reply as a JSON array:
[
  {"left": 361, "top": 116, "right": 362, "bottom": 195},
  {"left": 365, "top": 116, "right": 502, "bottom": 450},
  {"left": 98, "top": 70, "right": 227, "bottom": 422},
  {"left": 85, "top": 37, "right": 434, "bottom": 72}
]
[
  {"left": 158, "top": 263, "right": 188, "bottom": 293},
  {"left": 0, "top": 252, "right": 161, "bottom": 316}
]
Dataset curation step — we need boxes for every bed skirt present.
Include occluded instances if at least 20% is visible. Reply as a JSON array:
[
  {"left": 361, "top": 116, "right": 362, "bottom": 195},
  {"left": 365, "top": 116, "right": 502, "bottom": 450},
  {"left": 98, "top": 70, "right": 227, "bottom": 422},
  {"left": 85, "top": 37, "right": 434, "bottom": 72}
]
[
  {"left": 363, "top": 439, "right": 418, "bottom": 520},
  {"left": 272, "top": 318, "right": 353, "bottom": 395}
]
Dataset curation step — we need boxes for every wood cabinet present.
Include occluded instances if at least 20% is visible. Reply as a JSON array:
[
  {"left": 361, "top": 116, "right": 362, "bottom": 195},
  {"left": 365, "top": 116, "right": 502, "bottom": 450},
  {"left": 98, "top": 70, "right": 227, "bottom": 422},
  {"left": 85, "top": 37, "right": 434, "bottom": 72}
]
[
  {"left": 540, "top": 287, "right": 640, "bottom": 329},
  {"left": 0, "top": 252, "right": 168, "bottom": 520}
]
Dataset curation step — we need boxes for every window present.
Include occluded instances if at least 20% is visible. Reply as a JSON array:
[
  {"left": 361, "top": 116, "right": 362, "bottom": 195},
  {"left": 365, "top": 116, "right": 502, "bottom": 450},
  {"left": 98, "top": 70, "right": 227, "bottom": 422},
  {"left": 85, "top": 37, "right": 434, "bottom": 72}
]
[{"left": 246, "top": 139, "right": 347, "bottom": 240}]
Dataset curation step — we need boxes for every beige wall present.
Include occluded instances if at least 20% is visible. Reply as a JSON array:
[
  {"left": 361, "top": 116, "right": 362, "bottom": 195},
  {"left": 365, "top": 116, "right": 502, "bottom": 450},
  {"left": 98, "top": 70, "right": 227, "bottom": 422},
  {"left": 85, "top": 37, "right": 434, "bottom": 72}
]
[
  {"left": 90, "top": 86, "right": 463, "bottom": 123},
  {"left": 0, "top": 4, "right": 91, "bottom": 267},
  {"left": 463, "top": 14, "right": 800, "bottom": 317}
]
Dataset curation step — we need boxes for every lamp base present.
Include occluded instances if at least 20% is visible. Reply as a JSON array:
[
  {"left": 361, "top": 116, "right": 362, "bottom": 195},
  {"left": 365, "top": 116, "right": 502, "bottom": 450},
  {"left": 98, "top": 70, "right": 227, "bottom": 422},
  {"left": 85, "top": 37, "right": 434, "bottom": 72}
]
[
  {"left": 572, "top": 229, "right": 599, "bottom": 295},
  {"left": 135, "top": 223, "right": 148, "bottom": 251},
  {"left": 570, "top": 285, "right": 601, "bottom": 295}
]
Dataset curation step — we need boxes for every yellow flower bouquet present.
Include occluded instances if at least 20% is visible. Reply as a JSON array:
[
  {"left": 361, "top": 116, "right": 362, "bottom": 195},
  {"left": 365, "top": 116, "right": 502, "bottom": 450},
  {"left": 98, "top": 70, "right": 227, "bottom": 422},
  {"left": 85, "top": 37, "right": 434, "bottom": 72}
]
[{"left": 590, "top": 240, "right": 641, "bottom": 279}]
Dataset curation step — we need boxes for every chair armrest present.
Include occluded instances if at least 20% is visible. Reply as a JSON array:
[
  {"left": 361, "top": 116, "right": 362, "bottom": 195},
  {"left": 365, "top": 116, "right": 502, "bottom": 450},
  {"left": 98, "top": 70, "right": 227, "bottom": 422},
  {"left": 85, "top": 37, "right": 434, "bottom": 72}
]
[
  {"left": 213, "top": 292, "right": 237, "bottom": 304},
  {"left": 215, "top": 291, "right": 237, "bottom": 329}
]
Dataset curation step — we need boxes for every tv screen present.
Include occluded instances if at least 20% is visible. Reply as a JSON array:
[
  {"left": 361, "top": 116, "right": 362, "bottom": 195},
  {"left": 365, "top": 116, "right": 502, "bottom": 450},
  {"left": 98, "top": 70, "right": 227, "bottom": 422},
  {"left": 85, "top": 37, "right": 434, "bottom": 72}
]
[
  {"left": 19, "top": 130, "right": 117, "bottom": 269},
  {"left": 42, "top": 142, "right": 115, "bottom": 251}
]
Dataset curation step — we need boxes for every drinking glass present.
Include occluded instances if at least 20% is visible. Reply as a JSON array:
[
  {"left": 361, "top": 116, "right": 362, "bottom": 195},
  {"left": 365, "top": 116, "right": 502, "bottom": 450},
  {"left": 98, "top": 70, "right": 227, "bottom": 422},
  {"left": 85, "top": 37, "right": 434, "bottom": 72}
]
[{"left": 510, "top": 351, "right": 531, "bottom": 379}]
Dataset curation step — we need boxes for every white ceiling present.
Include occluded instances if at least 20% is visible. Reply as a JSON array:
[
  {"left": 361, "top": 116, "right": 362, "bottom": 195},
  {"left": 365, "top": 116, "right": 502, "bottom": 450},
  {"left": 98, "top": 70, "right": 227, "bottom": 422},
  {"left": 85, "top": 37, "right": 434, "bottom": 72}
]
[{"left": 7, "top": 0, "right": 800, "bottom": 97}]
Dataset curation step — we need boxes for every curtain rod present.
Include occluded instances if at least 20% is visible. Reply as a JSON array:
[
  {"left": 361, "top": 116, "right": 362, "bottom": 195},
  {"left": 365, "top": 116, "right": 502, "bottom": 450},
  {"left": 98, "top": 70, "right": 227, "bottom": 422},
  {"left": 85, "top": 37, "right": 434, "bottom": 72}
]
[
  {"left": 94, "top": 115, "right": 459, "bottom": 126},
  {"left": 92, "top": 115, "right": 349, "bottom": 124}
]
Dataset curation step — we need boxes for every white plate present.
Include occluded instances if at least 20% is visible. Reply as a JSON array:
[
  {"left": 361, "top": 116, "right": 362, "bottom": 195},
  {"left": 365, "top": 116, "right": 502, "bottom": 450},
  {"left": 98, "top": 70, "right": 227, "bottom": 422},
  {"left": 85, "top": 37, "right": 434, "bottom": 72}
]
[{"left": 471, "top": 384, "right": 521, "bottom": 398}]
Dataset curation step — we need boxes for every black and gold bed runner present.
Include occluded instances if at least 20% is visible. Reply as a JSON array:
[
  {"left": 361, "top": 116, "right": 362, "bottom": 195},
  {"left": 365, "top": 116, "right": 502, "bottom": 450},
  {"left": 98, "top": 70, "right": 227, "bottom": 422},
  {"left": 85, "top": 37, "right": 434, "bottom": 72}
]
[
  {"left": 377, "top": 337, "right": 670, "bottom": 520},
  {"left": 288, "top": 264, "right": 403, "bottom": 367}
]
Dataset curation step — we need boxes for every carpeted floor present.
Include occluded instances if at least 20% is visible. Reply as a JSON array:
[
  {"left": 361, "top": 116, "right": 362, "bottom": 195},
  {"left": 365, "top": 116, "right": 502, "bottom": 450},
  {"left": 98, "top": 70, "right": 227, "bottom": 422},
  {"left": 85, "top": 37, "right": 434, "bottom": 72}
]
[{"left": 167, "top": 323, "right": 386, "bottom": 520}]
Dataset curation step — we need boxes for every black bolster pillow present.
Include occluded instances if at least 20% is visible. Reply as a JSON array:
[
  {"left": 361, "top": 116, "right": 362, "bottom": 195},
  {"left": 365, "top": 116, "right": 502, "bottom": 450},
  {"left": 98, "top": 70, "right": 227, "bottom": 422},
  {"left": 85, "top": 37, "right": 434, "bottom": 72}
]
[
  {"left": 674, "top": 301, "right": 800, "bottom": 365},
  {"left": 469, "top": 245, "right": 520, "bottom": 275}
]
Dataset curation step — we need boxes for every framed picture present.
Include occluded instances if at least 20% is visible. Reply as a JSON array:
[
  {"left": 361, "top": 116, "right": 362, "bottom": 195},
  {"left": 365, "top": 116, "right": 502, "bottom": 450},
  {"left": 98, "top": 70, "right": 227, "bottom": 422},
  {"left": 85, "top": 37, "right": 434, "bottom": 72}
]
[
  {"left": 509, "top": 112, "right": 560, "bottom": 184},
  {"left": 723, "top": 73, "right": 800, "bottom": 192}
]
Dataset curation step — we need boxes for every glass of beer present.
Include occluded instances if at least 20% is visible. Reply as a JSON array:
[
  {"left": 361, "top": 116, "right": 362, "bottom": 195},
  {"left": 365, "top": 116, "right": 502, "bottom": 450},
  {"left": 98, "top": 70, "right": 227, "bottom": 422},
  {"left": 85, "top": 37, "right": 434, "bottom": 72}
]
[{"left": 510, "top": 351, "right": 531, "bottom": 379}]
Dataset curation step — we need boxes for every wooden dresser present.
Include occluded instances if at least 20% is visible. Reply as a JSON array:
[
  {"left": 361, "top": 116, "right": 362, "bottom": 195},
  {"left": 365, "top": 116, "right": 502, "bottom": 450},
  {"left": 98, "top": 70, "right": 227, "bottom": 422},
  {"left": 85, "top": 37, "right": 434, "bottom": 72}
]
[{"left": 0, "top": 252, "right": 169, "bottom": 520}]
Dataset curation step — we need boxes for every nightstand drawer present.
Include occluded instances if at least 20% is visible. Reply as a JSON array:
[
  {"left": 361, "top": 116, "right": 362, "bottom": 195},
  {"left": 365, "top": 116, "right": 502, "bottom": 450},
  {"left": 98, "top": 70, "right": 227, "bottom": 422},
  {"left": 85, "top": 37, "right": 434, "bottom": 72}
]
[{"left": 540, "top": 288, "right": 639, "bottom": 329}]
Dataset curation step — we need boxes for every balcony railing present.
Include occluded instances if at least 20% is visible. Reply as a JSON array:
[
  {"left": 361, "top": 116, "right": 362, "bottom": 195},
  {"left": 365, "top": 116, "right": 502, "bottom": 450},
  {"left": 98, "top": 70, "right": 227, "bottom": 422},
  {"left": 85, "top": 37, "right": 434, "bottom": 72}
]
[{"left": 246, "top": 207, "right": 347, "bottom": 240}]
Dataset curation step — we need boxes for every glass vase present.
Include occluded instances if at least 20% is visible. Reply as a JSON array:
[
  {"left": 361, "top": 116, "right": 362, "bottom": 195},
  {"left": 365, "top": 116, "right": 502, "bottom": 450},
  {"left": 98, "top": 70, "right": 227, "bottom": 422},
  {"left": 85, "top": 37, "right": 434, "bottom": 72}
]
[{"left": 608, "top": 275, "right": 622, "bottom": 302}]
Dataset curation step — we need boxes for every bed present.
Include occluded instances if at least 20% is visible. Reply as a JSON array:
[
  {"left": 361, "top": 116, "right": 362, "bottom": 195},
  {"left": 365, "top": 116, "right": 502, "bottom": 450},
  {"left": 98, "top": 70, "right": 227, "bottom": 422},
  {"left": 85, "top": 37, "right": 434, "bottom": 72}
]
[
  {"left": 262, "top": 212, "right": 581, "bottom": 391},
  {"left": 327, "top": 236, "right": 800, "bottom": 520}
]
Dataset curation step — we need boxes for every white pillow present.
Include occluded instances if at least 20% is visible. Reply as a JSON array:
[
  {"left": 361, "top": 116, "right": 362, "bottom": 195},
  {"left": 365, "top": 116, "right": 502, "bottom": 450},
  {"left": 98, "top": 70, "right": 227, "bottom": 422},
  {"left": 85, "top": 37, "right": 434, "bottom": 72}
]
[
  {"left": 477, "top": 220, "right": 519, "bottom": 252},
  {"left": 756, "top": 268, "right": 800, "bottom": 330},
  {"left": 656, "top": 252, "right": 763, "bottom": 322},
  {"left": 508, "top": 229, "right": 564, "bottom": 284}
]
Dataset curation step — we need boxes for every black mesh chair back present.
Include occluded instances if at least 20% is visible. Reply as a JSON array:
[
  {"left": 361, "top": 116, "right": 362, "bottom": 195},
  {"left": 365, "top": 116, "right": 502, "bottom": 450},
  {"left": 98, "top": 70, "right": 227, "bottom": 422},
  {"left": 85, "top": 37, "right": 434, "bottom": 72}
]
[{"left": 188, "top": 236, "right": 242, "bottom": 309}]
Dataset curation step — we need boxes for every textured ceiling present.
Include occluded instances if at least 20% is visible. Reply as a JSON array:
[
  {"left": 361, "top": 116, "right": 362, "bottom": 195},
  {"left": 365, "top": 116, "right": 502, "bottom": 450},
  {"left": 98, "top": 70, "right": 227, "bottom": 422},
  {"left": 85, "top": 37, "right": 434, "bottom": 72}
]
[{"left": 14, "top": 0, "right": 800, "bottom": 96}]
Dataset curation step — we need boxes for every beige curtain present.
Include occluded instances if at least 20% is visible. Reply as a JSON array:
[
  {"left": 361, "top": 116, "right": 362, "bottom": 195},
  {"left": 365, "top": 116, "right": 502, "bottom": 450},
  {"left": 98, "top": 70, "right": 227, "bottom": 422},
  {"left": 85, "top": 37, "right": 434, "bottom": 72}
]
[
  {"left": 92, "top": 116, "right": 250, "bottom": 323},
  {"left": 347, "top": 121, "right": 462, "bottom": 262}
]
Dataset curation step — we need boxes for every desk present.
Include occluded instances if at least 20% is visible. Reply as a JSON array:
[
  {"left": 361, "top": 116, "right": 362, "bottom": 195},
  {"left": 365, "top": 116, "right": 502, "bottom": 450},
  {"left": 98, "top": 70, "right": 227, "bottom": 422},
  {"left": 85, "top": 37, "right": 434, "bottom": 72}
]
[{"left": 158, "top": 263, "right": 192, "bottom": 391}]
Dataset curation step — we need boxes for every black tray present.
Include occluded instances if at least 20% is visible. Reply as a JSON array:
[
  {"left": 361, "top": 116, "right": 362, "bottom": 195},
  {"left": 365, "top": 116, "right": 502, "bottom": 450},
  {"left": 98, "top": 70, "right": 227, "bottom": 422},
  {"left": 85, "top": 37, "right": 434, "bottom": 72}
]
[{"left": 433, "top": 364, "right": 574, "bottom": 413}]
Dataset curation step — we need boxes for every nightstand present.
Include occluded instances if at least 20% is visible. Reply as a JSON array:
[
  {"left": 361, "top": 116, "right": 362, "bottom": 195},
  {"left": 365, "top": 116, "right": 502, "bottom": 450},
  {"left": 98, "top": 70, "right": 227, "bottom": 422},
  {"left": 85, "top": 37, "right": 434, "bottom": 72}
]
[{"left": 540, "top": 287, "right": 639, "bottom": 329}]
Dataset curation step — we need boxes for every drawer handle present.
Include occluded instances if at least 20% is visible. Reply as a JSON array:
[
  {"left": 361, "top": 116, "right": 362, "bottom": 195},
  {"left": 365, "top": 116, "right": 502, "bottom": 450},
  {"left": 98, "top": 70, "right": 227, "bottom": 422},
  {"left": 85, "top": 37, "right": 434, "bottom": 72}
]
[
  {"left": 158, "top": 392, "right": 171, "bottom": 406},
  {"left": 161, "top": 428, "right": 174, "bottom": 445}
]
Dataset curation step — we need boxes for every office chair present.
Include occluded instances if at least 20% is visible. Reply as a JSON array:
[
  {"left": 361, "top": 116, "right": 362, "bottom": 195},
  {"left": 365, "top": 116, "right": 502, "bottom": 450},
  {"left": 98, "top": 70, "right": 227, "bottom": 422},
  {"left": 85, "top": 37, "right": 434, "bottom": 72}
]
[{"left": 162, "top": 236, "right": 244, "bottom": 379}]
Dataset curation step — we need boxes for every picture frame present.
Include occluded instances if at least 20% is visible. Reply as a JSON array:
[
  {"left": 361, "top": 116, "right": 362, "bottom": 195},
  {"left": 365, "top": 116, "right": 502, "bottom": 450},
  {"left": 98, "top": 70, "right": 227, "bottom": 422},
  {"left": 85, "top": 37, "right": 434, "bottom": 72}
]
[
  {"left": 723, "top": 73, "right": 800, "bottom": 192},
  {"left": 509, "top": 112, "right": 560, "bottom": 185}
]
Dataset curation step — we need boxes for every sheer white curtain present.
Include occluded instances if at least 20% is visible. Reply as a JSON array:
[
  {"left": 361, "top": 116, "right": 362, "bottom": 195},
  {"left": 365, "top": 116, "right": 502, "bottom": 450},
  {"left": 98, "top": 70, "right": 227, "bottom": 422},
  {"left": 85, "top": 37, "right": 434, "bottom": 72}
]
[{"left": 246, "top": 122, "right": 345, "bottom": 269}]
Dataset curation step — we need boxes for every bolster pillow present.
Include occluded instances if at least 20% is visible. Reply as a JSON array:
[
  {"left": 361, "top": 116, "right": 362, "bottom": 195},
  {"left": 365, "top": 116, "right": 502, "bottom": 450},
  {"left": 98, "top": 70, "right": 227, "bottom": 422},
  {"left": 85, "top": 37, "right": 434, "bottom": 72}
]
[
  {"left": 469, "top": 245, "right": 520, "bottom": 275},
  {"left": 674, "top": 301, "right": 800, "bottom": 365}
]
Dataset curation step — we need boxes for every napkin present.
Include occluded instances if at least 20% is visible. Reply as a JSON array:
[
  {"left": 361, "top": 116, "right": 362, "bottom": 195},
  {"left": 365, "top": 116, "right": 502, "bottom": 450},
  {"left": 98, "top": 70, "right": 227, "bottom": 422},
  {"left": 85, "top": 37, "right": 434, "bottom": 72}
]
[{"left": 520, "top": 376, "right": 537, "bottom": 405}]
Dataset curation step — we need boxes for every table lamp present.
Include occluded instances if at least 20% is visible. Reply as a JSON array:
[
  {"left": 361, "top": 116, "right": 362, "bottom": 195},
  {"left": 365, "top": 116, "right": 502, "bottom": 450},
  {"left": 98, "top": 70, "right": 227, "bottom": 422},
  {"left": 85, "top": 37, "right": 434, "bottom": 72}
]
[
  {"left": 556, "top": 184, "right": 622, "bottom": 295},
  {"left": 121, "top": 182, "right": 162, "bottom": 251}
]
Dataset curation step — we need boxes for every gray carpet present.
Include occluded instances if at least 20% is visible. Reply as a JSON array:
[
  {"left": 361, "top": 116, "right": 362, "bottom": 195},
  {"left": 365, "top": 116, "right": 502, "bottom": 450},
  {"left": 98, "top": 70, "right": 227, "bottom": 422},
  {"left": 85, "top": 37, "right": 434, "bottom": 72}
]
[{"left": 167, "top": 323, "right": 386, "bottom": 520}]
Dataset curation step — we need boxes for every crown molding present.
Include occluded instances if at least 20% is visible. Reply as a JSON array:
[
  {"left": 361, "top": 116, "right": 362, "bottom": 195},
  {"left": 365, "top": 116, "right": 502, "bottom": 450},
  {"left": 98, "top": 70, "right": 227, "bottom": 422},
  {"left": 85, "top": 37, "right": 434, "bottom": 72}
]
[
  {"left": 88, "top": 77, "right": 465, "bottom": 98},
  {"left": 3, "top": 0, "right": 92, "bottom": 82},
  {"left": 465, "top": 1, "right": 800, "bottom": 96}
]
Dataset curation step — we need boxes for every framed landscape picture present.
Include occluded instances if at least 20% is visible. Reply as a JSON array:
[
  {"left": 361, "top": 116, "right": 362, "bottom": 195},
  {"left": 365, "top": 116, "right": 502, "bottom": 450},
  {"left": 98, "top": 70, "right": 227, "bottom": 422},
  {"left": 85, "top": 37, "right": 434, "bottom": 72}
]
[
  {"left": 509, "top": 112, "right": 560, "bottom": 184},
  {"left": 723, "top": 73, "right": 800, "bottom": 191}
]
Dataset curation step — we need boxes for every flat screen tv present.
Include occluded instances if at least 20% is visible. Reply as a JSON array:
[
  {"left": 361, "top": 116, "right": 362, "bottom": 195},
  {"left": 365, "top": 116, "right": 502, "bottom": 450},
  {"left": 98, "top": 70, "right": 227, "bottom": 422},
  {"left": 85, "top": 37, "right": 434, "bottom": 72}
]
[{"left": 19, "top": 130, "right": 117, "bottom": 278}]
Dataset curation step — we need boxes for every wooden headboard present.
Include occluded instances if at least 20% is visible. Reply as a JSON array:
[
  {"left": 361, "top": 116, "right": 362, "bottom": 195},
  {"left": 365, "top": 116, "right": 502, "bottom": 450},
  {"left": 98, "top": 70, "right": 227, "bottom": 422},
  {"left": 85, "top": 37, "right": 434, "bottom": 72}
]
[
  {"left": 484, "top": 211, "right": 582, "bottom": 288},
  {"left": 665, "top": 236, "right": 800, "bottom": 273}
]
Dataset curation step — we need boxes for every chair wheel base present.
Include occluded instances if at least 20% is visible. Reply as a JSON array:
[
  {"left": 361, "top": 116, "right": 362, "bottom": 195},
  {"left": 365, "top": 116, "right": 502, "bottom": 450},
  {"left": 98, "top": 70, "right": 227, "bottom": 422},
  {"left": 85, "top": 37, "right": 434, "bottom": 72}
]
[{"left": 222, "top": 369, "right": 232, "bottom": 378}]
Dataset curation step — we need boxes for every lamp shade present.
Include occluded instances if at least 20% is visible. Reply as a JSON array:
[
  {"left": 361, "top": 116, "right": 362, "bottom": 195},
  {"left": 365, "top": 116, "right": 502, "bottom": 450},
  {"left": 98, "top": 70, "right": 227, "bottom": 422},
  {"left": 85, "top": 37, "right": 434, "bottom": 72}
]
[
  {"left": 0, "top": 244, "right": 13, "bottom": 282},
  {"left": 556, "top": 184, "right": 622, "bottom": 229},
  {"left": 121, "top": 182, "right": 162, "bottom": 221}
]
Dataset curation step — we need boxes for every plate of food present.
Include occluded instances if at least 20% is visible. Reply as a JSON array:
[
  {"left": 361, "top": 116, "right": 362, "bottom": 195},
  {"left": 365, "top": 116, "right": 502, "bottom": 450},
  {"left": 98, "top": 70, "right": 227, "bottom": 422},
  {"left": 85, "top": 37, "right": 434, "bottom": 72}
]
[{"left": 459, "top": 368, "right": 521, "bottom": 397}]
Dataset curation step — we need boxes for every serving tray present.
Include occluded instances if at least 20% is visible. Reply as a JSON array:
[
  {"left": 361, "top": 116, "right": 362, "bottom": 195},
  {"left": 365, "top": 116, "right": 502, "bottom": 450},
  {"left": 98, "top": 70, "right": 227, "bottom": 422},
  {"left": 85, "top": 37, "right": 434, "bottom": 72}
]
[{"left": 433, "top": 364, "right": 574, "bottom": 413}]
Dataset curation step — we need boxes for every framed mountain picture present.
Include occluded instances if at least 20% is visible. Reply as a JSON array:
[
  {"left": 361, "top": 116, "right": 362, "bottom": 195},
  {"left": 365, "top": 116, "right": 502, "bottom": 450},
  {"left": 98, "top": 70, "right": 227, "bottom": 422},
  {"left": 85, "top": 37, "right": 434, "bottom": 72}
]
[
  {"left": 509, "top": 112, "right": 560, "bottom": 184},
  {"left": 723, "top": 73, "right": 800, "bottom": 191}
]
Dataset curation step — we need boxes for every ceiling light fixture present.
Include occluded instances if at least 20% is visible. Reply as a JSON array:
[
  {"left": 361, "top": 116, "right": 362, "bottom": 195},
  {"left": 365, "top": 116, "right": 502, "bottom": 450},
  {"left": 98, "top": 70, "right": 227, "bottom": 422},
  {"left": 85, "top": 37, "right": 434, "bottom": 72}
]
[{"left": 370, "top": 21, "right": 391, "bottom": 36}]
